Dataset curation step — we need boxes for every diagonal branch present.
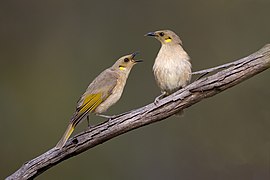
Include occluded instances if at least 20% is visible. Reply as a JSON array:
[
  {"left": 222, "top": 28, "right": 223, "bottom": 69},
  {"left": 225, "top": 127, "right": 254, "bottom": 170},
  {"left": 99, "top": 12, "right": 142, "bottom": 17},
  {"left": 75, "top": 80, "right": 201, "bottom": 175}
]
[{"left": 7, "top": 44, "right": 270, "bottom": 180}]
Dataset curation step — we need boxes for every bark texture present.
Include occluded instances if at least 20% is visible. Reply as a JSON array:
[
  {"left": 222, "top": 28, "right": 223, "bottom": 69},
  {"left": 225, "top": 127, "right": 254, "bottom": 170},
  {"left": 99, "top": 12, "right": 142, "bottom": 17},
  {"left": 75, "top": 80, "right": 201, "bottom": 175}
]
[{"left": 7, "top": 44, "right": 270, "bottom": 180}]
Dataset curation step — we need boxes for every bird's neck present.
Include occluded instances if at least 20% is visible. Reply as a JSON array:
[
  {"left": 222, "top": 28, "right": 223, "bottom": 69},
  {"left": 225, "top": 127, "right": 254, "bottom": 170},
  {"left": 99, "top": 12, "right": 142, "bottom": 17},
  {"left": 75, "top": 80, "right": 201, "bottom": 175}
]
[
  {"left": 116, "top": 68, "right": 132, "bottom": 80},
  {"left": 158, "top": 43, "right": 190, "bottom": 61}
]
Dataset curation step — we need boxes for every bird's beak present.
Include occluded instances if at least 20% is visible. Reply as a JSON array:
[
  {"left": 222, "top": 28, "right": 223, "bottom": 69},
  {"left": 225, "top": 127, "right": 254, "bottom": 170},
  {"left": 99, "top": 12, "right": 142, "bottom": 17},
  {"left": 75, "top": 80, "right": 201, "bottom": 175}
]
[
  {"left": 134, "top": 59, "right": 143, "bottom": 63},
  {"left": 131, "top": 51, "right": 139, "bottom": 59},
  {"left": 130, "top": 52, "right": 143, "bottom": 63},
  {"left": 144, "top": 32, "right": 157, "bottom": 37}
]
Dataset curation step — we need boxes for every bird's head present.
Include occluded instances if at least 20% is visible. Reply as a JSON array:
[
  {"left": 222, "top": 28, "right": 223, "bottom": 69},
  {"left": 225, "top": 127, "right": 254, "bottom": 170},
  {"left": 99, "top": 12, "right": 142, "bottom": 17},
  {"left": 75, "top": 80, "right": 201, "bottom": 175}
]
[
  {"left": 113, "top": 52, "right": 143, "bottom": 72},
  {"left": 145, "top": 30, "right": 182, "bottom": 45}
]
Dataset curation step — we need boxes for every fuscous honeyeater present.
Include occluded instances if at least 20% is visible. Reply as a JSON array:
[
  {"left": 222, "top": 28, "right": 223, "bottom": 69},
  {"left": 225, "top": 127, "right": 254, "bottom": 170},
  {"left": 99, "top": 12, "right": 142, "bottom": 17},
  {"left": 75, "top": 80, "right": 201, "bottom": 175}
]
[
  {"left": 56, "top": 52, "right": 142, "bottom": 149},
  {"left": 146, "top": 30, "right": 192, "bottom": 105}
]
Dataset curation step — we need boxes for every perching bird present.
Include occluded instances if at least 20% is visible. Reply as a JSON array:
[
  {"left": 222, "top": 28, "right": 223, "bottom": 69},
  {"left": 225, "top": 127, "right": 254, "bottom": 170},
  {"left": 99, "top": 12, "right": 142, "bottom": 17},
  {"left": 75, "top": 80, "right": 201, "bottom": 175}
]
[
  {"left": 145, "top": 30, "right": 192, "bottom": 104},
  {"left": 56, "top": 52, "right": 142, "bottom": 149}
]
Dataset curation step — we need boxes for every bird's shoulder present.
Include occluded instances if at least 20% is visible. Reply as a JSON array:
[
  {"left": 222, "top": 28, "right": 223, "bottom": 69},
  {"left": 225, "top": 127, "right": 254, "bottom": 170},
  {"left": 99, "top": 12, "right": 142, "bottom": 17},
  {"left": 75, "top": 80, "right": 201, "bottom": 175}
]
[
  {"left": 86, "top": 68, "right": 119, "bottom": 93},
  {"left": 75, "top": 68, "right": 119, "bottom": 109}
]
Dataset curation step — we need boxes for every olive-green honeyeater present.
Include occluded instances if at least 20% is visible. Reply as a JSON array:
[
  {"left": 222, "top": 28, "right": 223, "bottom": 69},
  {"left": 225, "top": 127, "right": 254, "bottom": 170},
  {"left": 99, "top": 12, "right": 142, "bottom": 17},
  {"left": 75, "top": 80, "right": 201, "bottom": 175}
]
[{"left": 56, "top": 52, "right": 142, "bottom": 149}]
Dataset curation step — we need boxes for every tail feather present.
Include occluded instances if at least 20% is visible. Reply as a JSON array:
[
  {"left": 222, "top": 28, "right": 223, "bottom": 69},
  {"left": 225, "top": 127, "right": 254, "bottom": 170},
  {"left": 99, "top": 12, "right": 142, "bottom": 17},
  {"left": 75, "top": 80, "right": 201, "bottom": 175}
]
[
  {"left": 55, "top": 93, "right": 102, "bottom": 149},
  {"left": 55, "top": 123, "right": 75, "bottom": 149}
]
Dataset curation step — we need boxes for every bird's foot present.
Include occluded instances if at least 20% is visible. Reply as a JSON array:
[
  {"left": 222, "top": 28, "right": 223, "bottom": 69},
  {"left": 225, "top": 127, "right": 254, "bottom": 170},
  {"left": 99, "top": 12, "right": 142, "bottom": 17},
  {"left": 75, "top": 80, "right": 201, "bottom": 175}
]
[
  {"left": 154, "top": 92, "right": 166, "bottom": 105},
  {"left": 154, "top": 98, "right": 160, "bottom": 105},
  {"left": 96, "top": 114, "right": 116, "bottom": 121},
  {"left": 87, "top": 115, "right": 92, "bottom": 128}
]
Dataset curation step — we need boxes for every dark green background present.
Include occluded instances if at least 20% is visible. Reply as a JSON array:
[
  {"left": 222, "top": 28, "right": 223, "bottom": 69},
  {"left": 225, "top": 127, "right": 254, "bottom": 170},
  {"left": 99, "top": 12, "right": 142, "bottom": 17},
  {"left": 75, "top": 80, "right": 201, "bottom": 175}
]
[{"left": 1, "top": 0, "right": 270, "bottom": 179}]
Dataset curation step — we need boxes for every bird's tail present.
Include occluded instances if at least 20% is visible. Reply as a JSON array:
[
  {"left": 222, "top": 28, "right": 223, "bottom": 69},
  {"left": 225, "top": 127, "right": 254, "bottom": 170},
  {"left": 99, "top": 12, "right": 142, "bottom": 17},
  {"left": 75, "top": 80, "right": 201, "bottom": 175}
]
[{"left": 55, "top": 123, "right": 75, "bottom": 149}]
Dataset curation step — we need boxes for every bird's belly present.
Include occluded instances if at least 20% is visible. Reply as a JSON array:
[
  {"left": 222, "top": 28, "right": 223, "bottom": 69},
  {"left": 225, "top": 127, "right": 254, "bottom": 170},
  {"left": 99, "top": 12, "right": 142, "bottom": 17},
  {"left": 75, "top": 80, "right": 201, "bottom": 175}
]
[
  {"left": 94, "top": 81, "right": 125, "bottom": 114},
  {"left": 154, "top": 60, "right": 191, "bottom": 94}
]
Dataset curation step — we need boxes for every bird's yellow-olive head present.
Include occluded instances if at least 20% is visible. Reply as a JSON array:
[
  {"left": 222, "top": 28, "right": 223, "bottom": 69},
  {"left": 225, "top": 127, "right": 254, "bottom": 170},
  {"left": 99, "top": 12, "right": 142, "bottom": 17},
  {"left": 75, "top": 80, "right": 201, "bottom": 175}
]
[
  {"left": 114, "top": 52, "right": 143, "bottom": 71},
  {"left": 145, "top": 30, "right": 182, "bottom": 45}
]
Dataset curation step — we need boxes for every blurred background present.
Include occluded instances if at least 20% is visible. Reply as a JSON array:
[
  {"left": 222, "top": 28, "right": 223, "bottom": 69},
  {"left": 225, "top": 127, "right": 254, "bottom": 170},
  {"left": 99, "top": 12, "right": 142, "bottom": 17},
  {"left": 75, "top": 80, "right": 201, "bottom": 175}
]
[{"left": 1, "top": 0, "right": 270, "bottom": 179}]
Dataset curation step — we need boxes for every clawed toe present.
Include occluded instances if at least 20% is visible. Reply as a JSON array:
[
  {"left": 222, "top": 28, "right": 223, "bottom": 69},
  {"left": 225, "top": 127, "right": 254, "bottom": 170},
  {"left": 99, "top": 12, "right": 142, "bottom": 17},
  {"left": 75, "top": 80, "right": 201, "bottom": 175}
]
[
  {"left": 154, "top": 92, "right": 166, "bottom": 105},
  {"left": 96, "top": 114, "right": 116, "bottom": 120},
  {"left": 154, "top": 98, "right": 160, "bottom": 105}
]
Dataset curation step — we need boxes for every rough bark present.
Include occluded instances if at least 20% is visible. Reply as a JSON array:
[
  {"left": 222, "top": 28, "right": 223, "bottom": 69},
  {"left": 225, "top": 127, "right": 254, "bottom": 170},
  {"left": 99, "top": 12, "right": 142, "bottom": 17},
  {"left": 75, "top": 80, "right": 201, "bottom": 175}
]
[{"left": 7, "top": 44, "right": 270, "bottom": 180}]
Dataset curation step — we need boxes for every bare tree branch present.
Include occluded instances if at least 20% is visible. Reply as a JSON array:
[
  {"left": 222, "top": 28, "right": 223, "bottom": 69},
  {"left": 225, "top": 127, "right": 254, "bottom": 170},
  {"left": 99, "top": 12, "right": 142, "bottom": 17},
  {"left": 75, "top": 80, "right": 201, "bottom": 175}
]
[{"left": 7, "top": 44, "right": 270, "bottom": 180}]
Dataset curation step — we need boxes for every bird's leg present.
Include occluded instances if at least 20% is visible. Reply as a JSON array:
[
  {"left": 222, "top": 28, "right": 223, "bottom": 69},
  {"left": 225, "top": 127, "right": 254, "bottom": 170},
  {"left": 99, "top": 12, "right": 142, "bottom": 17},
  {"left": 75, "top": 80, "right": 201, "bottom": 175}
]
[
  {"left": 87, "top": 115, "right": 91, "bottom": 128},
  {"left": 96, "top": 114, "right": 116, "bottom": 120},
  {"left": 154, "top": 92, "right": 167, "bottom": 105}
]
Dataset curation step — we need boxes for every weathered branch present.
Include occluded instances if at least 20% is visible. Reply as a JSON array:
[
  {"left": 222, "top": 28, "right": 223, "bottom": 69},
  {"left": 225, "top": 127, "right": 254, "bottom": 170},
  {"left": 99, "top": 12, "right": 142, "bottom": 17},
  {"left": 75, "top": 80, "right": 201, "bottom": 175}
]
[{"left": 7, "top": 44, "right": 270, "bottom": 180}]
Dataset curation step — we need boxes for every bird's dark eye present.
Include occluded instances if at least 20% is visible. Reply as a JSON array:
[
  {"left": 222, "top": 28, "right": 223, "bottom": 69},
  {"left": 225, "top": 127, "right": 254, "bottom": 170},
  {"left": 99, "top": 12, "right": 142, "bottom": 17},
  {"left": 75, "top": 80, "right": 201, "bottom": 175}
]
[
  {"left": 124, "top": 58, "right": 129, "bottom": 62},
  {"left": 159, "top": 32, "right": 165, "bottom": 37}
]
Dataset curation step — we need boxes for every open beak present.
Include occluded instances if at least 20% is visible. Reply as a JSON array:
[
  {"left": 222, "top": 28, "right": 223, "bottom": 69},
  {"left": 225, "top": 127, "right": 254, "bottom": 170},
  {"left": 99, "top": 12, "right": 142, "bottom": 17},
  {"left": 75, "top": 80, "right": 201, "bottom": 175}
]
[
  {"left": 131, "top": 52, "right": 143, "bottom": 63},
  {"left": 134, "top": 59, "right": 143, "bottom": 63},
  {"left": 144, "top": 32, "right": 157, "bottom": 37},
  {"left": 131, "top": 51, "right": 139, "bottom": 59}
]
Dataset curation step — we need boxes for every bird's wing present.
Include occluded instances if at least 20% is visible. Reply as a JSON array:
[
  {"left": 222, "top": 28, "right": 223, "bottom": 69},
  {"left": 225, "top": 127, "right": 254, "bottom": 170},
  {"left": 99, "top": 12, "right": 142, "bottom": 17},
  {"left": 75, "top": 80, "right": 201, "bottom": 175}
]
[
  {"left": 55, "top": 69, "right": 118, "bottom": 149},
  {"left": 72, "top": 69, "right": 118, "bottom": 125}
]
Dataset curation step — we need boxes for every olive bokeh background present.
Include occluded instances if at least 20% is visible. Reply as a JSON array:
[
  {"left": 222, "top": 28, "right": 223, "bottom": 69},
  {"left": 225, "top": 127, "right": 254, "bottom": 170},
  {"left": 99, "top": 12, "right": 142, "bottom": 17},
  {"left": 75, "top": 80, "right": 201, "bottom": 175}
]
[{"left": 1, "top": 0, "right": 270, "bottom": 179}]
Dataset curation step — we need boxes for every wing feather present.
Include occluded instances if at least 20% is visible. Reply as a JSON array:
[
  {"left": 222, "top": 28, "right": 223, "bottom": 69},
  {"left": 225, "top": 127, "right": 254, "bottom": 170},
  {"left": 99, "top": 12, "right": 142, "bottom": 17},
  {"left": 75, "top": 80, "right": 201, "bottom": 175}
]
[{"left": 71, "top": 69, "right": 118, "bottom": 125}]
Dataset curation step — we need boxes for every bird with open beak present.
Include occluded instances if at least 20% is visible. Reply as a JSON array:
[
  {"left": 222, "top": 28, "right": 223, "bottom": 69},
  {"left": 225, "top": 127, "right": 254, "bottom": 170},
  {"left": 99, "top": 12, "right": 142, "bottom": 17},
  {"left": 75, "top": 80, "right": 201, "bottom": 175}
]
[{"left": 56, "top": 52, "right": 142, "bottom": 149}]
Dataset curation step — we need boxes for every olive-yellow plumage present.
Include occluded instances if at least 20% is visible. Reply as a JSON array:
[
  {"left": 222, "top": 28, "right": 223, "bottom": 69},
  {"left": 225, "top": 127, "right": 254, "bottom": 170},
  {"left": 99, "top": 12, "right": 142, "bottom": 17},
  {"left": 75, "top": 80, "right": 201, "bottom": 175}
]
[{"left": 55, "top": 52, "right": 142, "bottom": 149}]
